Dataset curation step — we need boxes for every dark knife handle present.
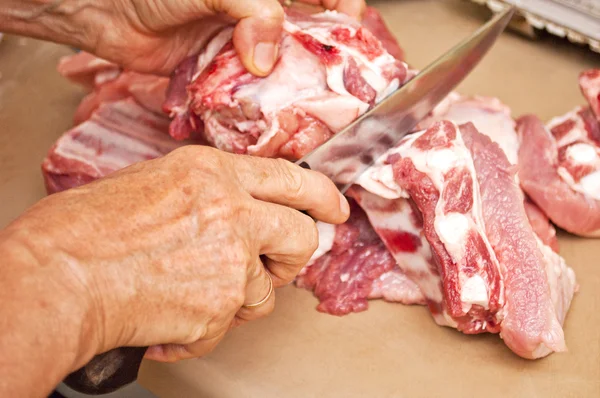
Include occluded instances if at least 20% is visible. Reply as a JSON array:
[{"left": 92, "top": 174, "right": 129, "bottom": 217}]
[
  {"left": 63, "top": 346, "right": 148, "bottom": 395},
  {"left": 297, "top": 161, "right": 312, "bottom": 217}
]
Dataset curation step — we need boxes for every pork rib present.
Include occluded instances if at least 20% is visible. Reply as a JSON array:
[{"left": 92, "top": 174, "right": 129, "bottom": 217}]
[{"left": 42, "top": 98, "right": 185, "bottom": 194}]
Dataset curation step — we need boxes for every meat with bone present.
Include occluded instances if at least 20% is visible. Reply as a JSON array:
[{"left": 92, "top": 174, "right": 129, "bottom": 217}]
[
  {"left": 517, "top": 112, "right": 600, "bottom": 237},
  {"left": 416, "top": 92, "right": 559, "bottom": 251},
  {"left": 392, "top": 121, "right": 576, "bottom": 358},
  {"left": 42, "top": 98, "right": 185, "bottom": 194},
  {"left": 517, "top": 70, "right": 600, "bottom": 237},
  {"left": 296, "top": 200, "right": 425, "bottom": 315},
  {"left": 164, "top": 8, "right": 411, "bottom": 160}
]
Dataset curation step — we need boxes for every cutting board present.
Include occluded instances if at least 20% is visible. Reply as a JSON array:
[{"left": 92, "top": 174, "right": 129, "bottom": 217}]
[{"left": 0, "top": 0, "right": 598, "bottom": 397}]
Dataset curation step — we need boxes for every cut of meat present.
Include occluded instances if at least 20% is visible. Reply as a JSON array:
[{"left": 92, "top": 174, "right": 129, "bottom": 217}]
[
  {"left": 517, "top": 70, "right": 600, "bottom": 237},
  {"left": 164, "top": 8, "right": 410, "bottom": 160},
  {"left": 360, "top": 7, "right": 405, "bottom": 62},
  {"left": 517, "top": 113, "right": 600, "bottom": 237},
  {"left": 297, "top": 201, "right": 425, "bottom": 316},
  {"left": 416, "top": 93, "right": 519, "bottom": 165},
  {"left": 523, "top": 197, "right": 559, "bottom": 253},
  {"left": 58, "top": 52, "right": 170, "bottom": 124},
  {"left": 416, "top": 93, "right": 559, "bottom": 249},
  {"left": 458, "top": 122, "right": 576, "bottom": 358},
  {"left": 392, "top": 120, "right": 576, "bottom": 358},
  {"left": 393, "top": 121, "right": 505, "bottom": 335},
  {"left": 57, "top": 51, "right": 121, "bottom": 90},
  {"left": 42, "top": 98, "right": 186, "bottom": 194},
  {"left": 73, "top": 72, "right": 170, "bottom": 125}
]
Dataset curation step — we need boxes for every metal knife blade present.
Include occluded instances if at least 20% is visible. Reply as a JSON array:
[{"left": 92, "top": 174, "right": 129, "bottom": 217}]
[{"left": 296, "top": 6, "right": 515, "bottom": 192}]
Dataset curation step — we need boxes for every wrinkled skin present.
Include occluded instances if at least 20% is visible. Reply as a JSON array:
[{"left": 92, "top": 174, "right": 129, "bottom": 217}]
[{"left": 3, "top": 146, "right": 348, "bottom": 365}]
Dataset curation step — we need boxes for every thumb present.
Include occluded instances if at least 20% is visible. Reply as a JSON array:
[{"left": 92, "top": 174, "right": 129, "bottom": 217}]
[{"left": 217, "top": 0, "right": 284, "bottom": 76}]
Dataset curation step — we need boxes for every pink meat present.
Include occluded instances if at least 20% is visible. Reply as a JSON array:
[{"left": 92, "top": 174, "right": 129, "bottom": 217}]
[
  {"left": 164, "top": 8, "right": 409, "bottom": 160},
  {"left": 517, "top": 114, "right": 600, "bottom": 237},
  {"left": 416, "top": 93, "right": 559, "bottom": 248},
  {"left": 73, "top": 72, "right": 170, "bottom": 125},
  {"left": 580, "top": 69, "right": 600, "bottom": 119},
  {"left": 523, "top": 198, "right": 559, "bottom": 253},
  {"left": 361, "top": 7, "right": 405, "bottom": 61},
  {"left": 296, "top": 201, "right": 425, "bottom": 316},
  {"left": 459, "top": 122, "right": 576, "bottom": 359},
  {"left": 42, "top": 98, "right": 185, "bottom": 194},
  {"left": 389, "top": 120, "right": 575, "bottom": 358},
  {"left": 58, "top": 52, "right": 170, "bottom": 124},
  {"left": 57, "top": 51, "right": 121, "bottom": 90},
  {"left": 393, "top": 121, "right": 505, "bottom": 335}
]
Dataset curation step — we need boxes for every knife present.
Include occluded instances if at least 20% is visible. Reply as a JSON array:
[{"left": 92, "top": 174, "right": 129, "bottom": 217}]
[{"left": 62, "top": 5, "right": 514, "bottom": 395}]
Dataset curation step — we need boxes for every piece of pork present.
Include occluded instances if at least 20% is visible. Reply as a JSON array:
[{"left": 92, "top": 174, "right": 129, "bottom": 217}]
[
  {"left": 57, "top": 51, "right": 121, "bottom": 90},
  {"left": 42, "top": 98, "right": 185, "bottom": 194},
  {"left": 517, "top": 113, "right": 600, "bottom": 237},
  {"left": 392, "top": 120, "right": 576, "bottom": 358},
  {"left": 416, "top": 93, "right": 559, "bottom": 250},
  {"left": 297, "top": 201, "right": 425, "bottom": 316},
  {"left": 517, "top": 70, "right": 600, "bottom": 237},
  {"left": 164, "top": 8, "right": 411, "bottom": 160},
  {"left": 58, "top": 52, "right": 170, "bottom": 124}
]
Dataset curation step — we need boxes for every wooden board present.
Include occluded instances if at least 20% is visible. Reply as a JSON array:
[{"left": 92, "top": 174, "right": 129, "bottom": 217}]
[{"left": 0, "top": 0, "right": 598, "bottom": 397}]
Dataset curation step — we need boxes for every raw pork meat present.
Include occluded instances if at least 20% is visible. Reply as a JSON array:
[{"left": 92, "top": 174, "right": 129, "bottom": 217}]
[
  {"left": 58, "top": 52, "right": 170, "bottom": 124},
  {"left": 306, "top": 119, "right": 577, "bottom": 358},
  {"left": 296, "top": 200, "right": 425, "bottom": 315},
  {"left": 164, "top": 8, "right": 411, "bottom": 160},
  {"left": 42, "top": 98, "right": 184, "bottom": 194},
  {"left": 517, "top": 70, "right": 600, "bottom": 237},
  {"left": 391, "top": 121, "right": 576, "bottom": 358},
  {"left": 416, "top": 93, "right": 559, "bottom": 251}
]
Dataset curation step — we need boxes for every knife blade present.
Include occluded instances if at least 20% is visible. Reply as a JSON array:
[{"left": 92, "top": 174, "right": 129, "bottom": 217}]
[
  {"left": 62, "top": 5, "right": 514, "bottom": 396},
  {"left": 296, "top": 6, "right": 515, "bottom": 192}
]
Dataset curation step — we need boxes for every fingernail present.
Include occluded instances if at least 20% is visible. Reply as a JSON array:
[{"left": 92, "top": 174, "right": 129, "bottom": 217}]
[
  {"left": 253, "top": 42, "right": 277, "bottom": 74},
  {"left": 339, "top": 193, "right": 350, "bottom": 216}
]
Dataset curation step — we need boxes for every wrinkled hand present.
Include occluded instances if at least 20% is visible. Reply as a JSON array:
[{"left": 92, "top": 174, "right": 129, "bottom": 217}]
[
  {"left": 8, "top": 146, "right": 349, "bottom": 364},
  {"left": 73, "top": 0, "right": 365, "bottom": 75}
]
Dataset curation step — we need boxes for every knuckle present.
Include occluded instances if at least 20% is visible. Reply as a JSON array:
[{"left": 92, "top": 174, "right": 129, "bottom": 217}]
[
  {"left": 275, "top": 159, "right": 305, "bottom": 200},
  {"left": 303, "top": 217, "right": 320, "bottom": 260}
]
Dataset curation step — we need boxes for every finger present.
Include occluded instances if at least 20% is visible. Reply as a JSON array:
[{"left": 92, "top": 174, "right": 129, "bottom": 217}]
[
  {"left": 297, "top": 0, "right": 366, "bottom": 18},
  {"left": 210, "top": 0, "right": 285, "bottom": 76},
  {"left": 249, "top": 202, "right": 319, "bottom": 286},
  {"left": 144, "top": 330, "right": 227, "bottom": 362},
  {"left": 236, "top": 258, "right": 276, "bottom": 322},
  {"left": 233, "top": 155, "right": 350, "bottom": 224}
]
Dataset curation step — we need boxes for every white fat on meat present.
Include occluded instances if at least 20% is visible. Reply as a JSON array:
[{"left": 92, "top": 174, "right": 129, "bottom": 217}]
[
  {"left": 398, "top": 125, "right": 501, "bottom": 312},
  {"left": 308, "top": 222, "right": 337, "bottom": 266},
  {"left": 547, "top": 107, "right": 600, "bottom": 200},
  {"left": 419, "top": 93, "right": 520, "bottom": 165}
]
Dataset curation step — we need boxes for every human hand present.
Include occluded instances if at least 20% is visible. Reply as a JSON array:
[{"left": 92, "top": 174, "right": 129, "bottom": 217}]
[{"left": 6, "top": 146, "right": 349, "bottom": 365}]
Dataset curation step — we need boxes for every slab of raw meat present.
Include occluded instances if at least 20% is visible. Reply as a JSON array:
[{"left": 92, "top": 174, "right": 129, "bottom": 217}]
[
  {"left": 391, "top": 120, "right": 576, "bottom": 358},
  {"left": 517, "top": 70, "right": 600, "bottom": 237},
  {"left": 58, "top": 52, "right": 170, "bottom": 124},
  {"left": 164, "top": 8, "right": 411, "bottom": 160},
  {"left": 360, "top": 6, "right": 405, "bottom": 61},
  {"left": 57, "top": 51, "right": 121, "bottom": 90},
  {"left": 416, "top": 93, "right": 559, "bottom": 250},
  {"left": 42, "top": 98, "right": 185, "bottom": 194},
  {"left": 517, "top": 113, "right": 600, "bottom": 237},
  {"left": 297, "top": 201, "right": 425, "bottom": 316}
]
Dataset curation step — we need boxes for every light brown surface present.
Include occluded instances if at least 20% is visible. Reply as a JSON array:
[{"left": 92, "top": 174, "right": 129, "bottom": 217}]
[{"left": 0, "top": 0, "right": 598, "bottom": 397}]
